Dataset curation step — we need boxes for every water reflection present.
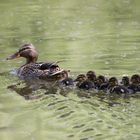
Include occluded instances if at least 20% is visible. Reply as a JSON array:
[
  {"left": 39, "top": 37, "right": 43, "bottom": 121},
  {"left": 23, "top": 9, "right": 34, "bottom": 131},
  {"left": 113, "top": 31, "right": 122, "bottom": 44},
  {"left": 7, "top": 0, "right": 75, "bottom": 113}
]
[
  {"left": 6, "top": 74, "right": 140, "bottom": 108},
  {"left": 7, "top": 80, "right": 59, "bottom": 100},
  {"left": 0, "top": 0, "right": 140, "bottom": 140}
]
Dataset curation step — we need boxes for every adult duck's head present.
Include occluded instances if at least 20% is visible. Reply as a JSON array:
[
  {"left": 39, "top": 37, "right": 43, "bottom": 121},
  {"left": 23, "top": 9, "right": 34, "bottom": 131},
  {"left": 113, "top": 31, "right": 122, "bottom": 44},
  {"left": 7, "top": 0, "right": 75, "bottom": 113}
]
[{"left": 6, "top": 44, "right": 38, "bottom": 64}]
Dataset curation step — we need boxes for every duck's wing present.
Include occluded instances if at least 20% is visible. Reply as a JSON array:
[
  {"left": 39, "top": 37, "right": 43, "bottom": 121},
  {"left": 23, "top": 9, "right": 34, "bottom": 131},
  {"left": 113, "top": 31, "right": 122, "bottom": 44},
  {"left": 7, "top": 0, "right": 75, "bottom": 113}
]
[
  {"left": 39, "top": 62, "right": 55, "bottom": 70},
  {"left": 38, "top": 60, "right": 64, "bottom": 70},
  {"left": 38, "top": 69, "right": 66, "bottom": 81},
  {"left": 18, "top": 62, "right": 65, "bottom": 81}
]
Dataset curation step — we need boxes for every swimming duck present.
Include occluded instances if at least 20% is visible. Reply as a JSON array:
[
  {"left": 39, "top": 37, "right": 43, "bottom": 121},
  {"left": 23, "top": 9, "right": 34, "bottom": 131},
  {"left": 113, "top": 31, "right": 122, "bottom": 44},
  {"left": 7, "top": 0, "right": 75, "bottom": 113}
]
[
  {"left": 74, "top": 74, "right": 95, "bottom": 90},
  {"left": 96, "top": 75, "right": 108, "bottom": 90},
  {"left": 128, "top": 74, "right": 140, "bottom": 93},
  {"left": 86, "top": 71, "right": 96, "bottom": 83},
  {"left": 120, "top": 76, "right": 130, "bottom": 87},
  {"left": 7, "top": 43, "right": 67, "bottom": 81},
  {"left": 59, "top": 70, "right": 74, "bottom": 86},
  {"left": 107, "top": 77, "right": 129, "bottom": 94}
]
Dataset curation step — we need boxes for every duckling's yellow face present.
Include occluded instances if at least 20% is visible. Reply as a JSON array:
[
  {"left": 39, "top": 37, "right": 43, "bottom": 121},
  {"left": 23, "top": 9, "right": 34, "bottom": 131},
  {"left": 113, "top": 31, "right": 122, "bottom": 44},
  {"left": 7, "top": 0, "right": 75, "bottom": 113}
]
[{"left": 7, "top": 44, "right": 38, "bottom": 62}]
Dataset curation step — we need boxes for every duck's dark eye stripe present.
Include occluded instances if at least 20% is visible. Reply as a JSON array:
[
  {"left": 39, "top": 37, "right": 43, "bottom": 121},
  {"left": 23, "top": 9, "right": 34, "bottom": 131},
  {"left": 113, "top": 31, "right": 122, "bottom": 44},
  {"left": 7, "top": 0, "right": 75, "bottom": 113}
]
[{"left": 19, "top": 47, "right": 29, "bottom": 53}]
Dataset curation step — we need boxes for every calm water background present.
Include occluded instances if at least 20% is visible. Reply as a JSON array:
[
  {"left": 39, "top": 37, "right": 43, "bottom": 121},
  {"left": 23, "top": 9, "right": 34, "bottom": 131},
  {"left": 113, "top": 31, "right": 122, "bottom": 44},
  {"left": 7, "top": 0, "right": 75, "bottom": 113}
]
[{"left": 0, "top": 0, "right": 140, "bottom": 140}]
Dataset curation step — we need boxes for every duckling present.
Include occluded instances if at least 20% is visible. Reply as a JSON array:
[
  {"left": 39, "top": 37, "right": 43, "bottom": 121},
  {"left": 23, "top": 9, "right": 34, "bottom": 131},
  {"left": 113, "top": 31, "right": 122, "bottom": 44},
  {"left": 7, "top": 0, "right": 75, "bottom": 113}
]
[
  {"left": 128, "top": 74, "right": 140, "bottom": 93},
  {"left": 7, "top": 43, "right": 67, "bottom": 81},
  {"left": 59, "top": 70, "right": 74, "bottom": 86},
  {"left": 108, "top": 77, "right": 129, "bottom": 94},
  {"left": 96, "top": 75, "right": 108, "bottom": 90},
  {"left": 75, "top": 74, "right": 95, "bottom": 90},
  {"left": 86, "top": 70, "right": 96, "bottom": 80},
  {"left": 120, "top": 76, "right": 130, "bottom": 87}
]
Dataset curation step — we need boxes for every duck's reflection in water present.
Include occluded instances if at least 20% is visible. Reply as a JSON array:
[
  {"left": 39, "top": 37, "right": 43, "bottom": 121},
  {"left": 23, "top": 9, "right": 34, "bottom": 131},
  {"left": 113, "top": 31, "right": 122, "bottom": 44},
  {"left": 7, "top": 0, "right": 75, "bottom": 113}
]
[
  {"left": 7, "top": 79, "right": 139, "bottom": 107},
  {"left": 6, "top": 67, "right": 73, "bottom": 100},
  {"left": 7, "top": 79, "right": 61, "bottom": 100},
  {"left": 7, "top": 75, "right": 76, "bottom": 100}
]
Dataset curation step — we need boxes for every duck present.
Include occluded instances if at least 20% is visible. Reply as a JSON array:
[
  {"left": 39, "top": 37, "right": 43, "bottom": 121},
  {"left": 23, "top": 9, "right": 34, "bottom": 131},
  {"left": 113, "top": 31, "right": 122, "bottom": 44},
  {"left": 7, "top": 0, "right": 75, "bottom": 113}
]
[
  {"left": 96, "top": 75, "right": 108, "bottom": 90},
  {"left": 74, "top": 74, "right": 95, "bottom": 90},
  {"left": 107, "top": 77, "right": 129, "bottom": 94},
  {"left": 120, "top": 76, "right": 130, "bottom": 87},
  {"left": 86, "top": 71, "right": 97, "bottom": 83},
  {"left": 59, "top": 70, "right": 74, "bottom": 86},
  {"left": 6, "top": 43, "right": 67, "bottom": 81},
  {"left": 128, "top": 74, "right": 140, "bottom": 93}
]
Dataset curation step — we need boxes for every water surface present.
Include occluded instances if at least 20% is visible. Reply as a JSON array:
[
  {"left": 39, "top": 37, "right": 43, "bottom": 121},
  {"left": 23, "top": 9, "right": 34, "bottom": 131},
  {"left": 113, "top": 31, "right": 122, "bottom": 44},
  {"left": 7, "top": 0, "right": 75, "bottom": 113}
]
[{"left": 0, "top": 0, "right": 140, "bottom": 140}]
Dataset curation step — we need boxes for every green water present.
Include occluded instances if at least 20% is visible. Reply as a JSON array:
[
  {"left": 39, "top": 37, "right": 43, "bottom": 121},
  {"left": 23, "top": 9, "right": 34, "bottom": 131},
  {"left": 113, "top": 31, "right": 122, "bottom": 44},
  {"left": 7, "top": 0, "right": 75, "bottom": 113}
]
[{"left": 0, "top": 0, "right": 140, "bottom": 140}]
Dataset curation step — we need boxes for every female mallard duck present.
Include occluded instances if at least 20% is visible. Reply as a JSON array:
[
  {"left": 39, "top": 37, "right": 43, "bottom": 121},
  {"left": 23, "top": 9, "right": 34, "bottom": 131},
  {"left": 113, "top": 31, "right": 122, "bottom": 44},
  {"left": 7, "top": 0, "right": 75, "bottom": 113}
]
[{"left": 7, "top": 43, "right": 67, "bottom": 81}]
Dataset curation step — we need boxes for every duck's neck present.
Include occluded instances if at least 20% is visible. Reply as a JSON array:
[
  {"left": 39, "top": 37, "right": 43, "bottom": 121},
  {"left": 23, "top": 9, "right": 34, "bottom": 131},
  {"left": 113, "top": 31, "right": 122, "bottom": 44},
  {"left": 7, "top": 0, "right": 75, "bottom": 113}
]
[{"left": 26, "top": 57, "right": 38, "bottom": 64}]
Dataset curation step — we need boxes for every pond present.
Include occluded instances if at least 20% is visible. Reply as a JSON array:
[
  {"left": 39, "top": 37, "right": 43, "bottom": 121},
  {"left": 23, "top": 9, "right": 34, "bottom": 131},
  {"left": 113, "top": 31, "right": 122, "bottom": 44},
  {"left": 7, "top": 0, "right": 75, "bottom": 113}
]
[{"left": 0, "top": 0, "right": 140, "bottom": 140}]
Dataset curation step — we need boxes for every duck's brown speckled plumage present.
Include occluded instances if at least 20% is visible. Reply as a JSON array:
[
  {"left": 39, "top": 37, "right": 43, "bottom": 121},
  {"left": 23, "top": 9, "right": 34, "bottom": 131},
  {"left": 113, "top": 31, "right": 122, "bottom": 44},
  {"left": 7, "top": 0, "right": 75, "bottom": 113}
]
[{"left": 7, "top": 44, "right": 67, "bottom": 81}]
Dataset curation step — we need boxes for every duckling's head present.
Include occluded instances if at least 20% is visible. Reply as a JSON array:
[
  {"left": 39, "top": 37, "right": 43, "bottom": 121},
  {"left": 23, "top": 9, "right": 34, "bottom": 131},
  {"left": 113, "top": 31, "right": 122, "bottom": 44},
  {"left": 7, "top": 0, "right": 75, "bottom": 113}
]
[
  {"left": 130, "top": 74, "right": 140, "bottom": 85},
  {"left": 108, "top": 77, "right": 118, "bottom": 87},
  {"left": 74, "top": 74, "right": 86, "bottom": 82},
  {"left": 86, "top": 71, "right": 96, "bottom": 82},
  {"left": 97, "top": 75, "right": 107, "bottom": 85},
  {"left": 7, "top": 44, "right": 38, "bottom": 64},
  {"left": 121, "top": 76, "right": 129, "bottom": 86}
]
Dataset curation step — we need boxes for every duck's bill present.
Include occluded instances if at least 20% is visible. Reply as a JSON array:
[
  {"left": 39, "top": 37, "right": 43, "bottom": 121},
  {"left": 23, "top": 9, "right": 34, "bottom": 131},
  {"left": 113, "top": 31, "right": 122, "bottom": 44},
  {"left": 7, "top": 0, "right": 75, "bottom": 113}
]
[{"left": 6, "top": 52, "right": 20, "bottom": 60}]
